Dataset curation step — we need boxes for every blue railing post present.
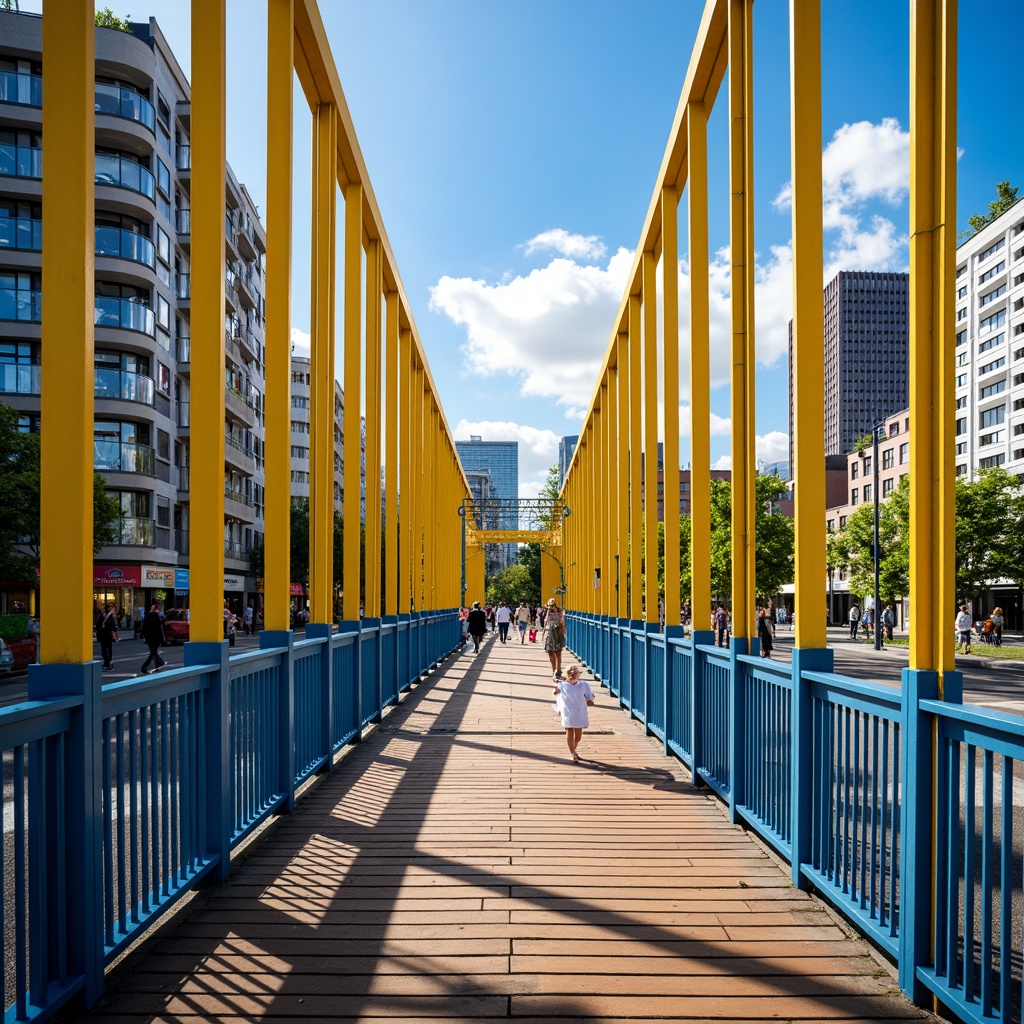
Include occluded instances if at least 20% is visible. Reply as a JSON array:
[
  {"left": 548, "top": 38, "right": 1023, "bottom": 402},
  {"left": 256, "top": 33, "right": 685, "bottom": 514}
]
[
  {"left": 305, "top": 624, "right": 335, "bottom": 771},
  {"left": 789, "top": 646, "right": 833, "bottom": 889},
  {"left": 726, "top": 635, "right": 748, "bottom": 823},
  {"left": 339, "top": 619, "right": 362, "bottom": 740},
  {"left": 398, "top": 611, "right": 411, "bottom": 691},
  {"left": 185, "top": 639, "right": 231, "bottom": 884},
  {"left": 663, "top": 624, "right": 683, "bottom": 757},
  {"left": 689, "top": 629, "right": 713, "bottom": 786},
  {"left": 260, "top": 628, "right": 296, "bottom": 803},
  {"left": 359, "top": 617, "right": 382, "bottom": 721},
  {"left": 899, "top": 666, "right": 940, "bottom": 1002},
  {"left": 27, "top": 660, "right": 105, "bottom": 1008}
]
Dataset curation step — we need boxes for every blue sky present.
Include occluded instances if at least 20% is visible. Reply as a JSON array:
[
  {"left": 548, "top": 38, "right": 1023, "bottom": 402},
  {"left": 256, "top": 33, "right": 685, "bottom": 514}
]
[{"left": 43, "top": 1, "right": 1024, "bottom": 495}]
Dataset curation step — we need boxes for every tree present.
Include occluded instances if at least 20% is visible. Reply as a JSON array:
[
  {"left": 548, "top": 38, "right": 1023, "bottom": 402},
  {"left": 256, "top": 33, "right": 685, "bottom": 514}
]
[
  {"left": 518, "top": 542, "right": 542, "bottom": 599},
  {"left": 95, "top": 8, "right": 133, "bottom": 32},
  {"left": 955, "top": 468, "right": 1024, "bottom": 602},
  {"left": 536, "top": 464, "right": 562, "bottom": 528},
  {"left": 485, "top": 564, "right": 537, "bottom": 607},
  {"left": 835, "top": 475, "right": 910, "bottom": 603},
  {"left": 966, "top": 181, "right": 1020, "bottom": 236}
]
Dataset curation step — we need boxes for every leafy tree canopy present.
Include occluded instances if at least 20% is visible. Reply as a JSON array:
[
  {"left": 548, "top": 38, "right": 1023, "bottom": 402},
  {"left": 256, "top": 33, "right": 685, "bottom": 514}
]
[
  {"left": 95, "top": 7, "right": 133, "bottom": 32},
  {"left": 966, "top": 181, "right": 1019, "bottom": 236},
  {"left": 485, "top": 564, "right": 537, "bottom": 608}
]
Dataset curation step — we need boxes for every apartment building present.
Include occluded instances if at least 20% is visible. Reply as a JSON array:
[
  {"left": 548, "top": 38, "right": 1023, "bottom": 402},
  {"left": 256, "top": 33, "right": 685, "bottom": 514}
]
[
  {"left": 289, "top": 354, "right": 347, "bottom": 512},
  {"left": 0, "top": 11, "right": 266, "bottom": 615}
]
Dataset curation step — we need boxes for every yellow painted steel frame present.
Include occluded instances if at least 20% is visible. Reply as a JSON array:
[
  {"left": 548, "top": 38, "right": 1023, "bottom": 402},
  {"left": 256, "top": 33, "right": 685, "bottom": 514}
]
[
  {"left": 41, "top": 0, "right": 95, "bottom": 662},
  {"left": 789, "top": 0, "right": 826, "bottom": 650},
  {"left": 628, "top": 296, "right": 643, "bottom": 620},
  {"left": 642, "top": 251, "right": 659, "bottom": 624},
  {"left": 190, "top": 0, "right": 228, "bottom": 641},
  {"left": 909, "top": 0, "right": 957, "bottom": 683},
  {"left": 384, "top": 292, "right": 399, "bottom": 617},
  {"left": 364, "top": 240, "right": 383, "bottom": 617},
  {"left": 264, "top": 0, "right": 294, "bottom": 632},
  {"left": 661, "top": 188, "right": 681, "bottom": 628}
]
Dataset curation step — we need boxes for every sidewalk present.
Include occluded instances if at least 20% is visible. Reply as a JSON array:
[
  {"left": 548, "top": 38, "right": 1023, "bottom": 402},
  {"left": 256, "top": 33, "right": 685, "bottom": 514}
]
[{"left": 76, "top": 632, "right": 943, "bottom": 1022}]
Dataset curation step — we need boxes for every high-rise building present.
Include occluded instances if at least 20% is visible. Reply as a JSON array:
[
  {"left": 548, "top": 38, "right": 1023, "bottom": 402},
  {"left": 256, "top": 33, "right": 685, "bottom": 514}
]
[
  {"left": 788, "top": 270, "right": 909, "bottom": 467},
  {"left": 288, "top": 354, "right": 346, "bottom": 512},
  {"left": 558, "top": 434, "right": 578, "bottom": 485},
  {"left": 0, "top": 11, "right": 266, "bottom": 615},
  {"left": 455, "top": 435, "right": 518, "bottom": 571},
  {"left": 953, "top": 199, "right": 1024, "bottom": 480}
]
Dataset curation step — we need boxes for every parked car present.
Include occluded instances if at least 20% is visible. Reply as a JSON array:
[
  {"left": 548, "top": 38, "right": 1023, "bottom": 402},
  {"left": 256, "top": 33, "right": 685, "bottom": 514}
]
[
  {"left": 0, "top": 634, "right": 37, "bottom": 674},
  {"left": 162, "top": 608, "right": 190, "bottom": 645},
  {"left": 0, "top": 638, "right": 13, "bottom": 675}
]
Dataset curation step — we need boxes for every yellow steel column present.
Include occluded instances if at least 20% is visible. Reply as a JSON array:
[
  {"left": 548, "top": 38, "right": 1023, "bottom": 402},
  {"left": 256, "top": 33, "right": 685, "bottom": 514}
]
[
  {"left": 616, "top": 332, "right": 629, "bottom": 619},
  {"left": 729, "top": 0, "right": 756, "bottom": 638},
  {"left": 40, "top": 0, "right": 94, "bottom": 663},
  {"left": 642, "top": 251, "right": 659, "bottom": 625},
  {"left": 309, "top": 103, "right": 337, "bottom": 625},
  {"left": 384, "top": 291, "right": 399, "bottom": 617},
  {"left": 264, "top": 0, "right": 293, "bottom": 631},
  {"left": 607, "top": 359, "right": 620, "bottom": 618},
  {"left": 688, "top": 101, "right": 711, "bottom": 625},
  {"left": 364, "top": 240, "right": 382, "bottom": 617},
  {"left": 790, "top": 0, "right": 826, "bottom": 650},
  {"left": 410, "top": 362, "right": 423, "bottom": 609},
  {"left": 423, "top": 395, "right": 435, "bottom": 608},
  {"left": 909, "top": 0, "right": 957, "bottom": 681},
  {"left": 603, "top": 378, "right": 614, "bottom": 617},
  {"left": 190, "top": 0, "right": 227, "bottom": 641},
  {"left": 628, "top": 295, "right": 643, "bottom": 620},
  {"left": 662, "top": 189, "right": 681, "bottom": 627},
  {"left": 341, "top": 183, "right": 363, "bottom": 621},
  {"left": 398, "top": 328, "right": 413, "bottom": 612}
]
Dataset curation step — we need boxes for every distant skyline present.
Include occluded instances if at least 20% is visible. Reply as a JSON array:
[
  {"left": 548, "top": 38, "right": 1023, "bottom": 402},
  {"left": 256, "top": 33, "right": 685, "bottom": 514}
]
[{"left": 32, "top": 1, "right": 1023, "bottom": 497}]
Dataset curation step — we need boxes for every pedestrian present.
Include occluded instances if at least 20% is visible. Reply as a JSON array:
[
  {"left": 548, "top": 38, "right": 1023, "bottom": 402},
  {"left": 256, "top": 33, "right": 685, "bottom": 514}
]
[
  {"left": 538, "top": 604, "right": 547, "bottom": 630},
  {"left": 757, "top": 608, "right": 773, "bottom": 658},
  {"left": 140, "top": 600, "right": 166, "bottom": 674},
  {"left": 848, "top": 601, "right": 861, "bottom": 639},
  {"left": 97, "top": 600, "right": 117, "bottom": 671},
  {"left": 223, "top": 601, "right": 238, "bottom": 647},
  {"left": 496, "top": 601, "right": 512, "bottom": 644},
  {"left": 486, "top": 605, "right": 496, "bottom": 633},
  {"left": 243, "top": 598, "right": 255, "bottom": 635},
  {"left": 882, "top": 603, "right": 895, "bottom": 641},
  {"left": 529, "top": 604, "right": 537, "bottom": 628},
  {"left": 466, "top": 600, "right": 487, "bottom": 654},
  {"left": 133, "top": 604, "right": 145, "bottom": 639},
  {"left": 544, "top": 598, "right": 566, "bottom": 677},
  {"left": 766, "top": 599, "right": 776, "bottom": 638},
  {"left": 516, "top": 600, "right": 530, "bottom": 644},
  {"left": 552, "top": 663, "right": 594, "bottom": 764},
  {"left": 991, "top": 607, "right": 1004, "bottom": 647},
  {"left": 715, "top": 604, "right": 728, "bottom": 647},
  {"left": 955, "top": 602, "right": 972, "bottom": 655}
]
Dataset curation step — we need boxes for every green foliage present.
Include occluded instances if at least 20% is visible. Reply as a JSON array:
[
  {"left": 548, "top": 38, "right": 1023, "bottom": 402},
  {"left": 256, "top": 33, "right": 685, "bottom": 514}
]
[
  {"left": 93, "top": 474, "right": 122, "bottom": 552},
  {"left": 0, "top": 404, "right": 40, "bottom": 583},
  {"left": 954, "top": 468, "right": 1024, "bottom": 600},
  {"left": 536, "top": 464, "right": 562, "bottom": 528},
  {"left": 834, "top": 476, "right": 910, "bottom": 601},
  {"left": 0, "top": 614, "right": 30, "bottom": 643},
  {"left": 966, "top": 181, "right": 1019, "bottom": 236},
  {"left": 518, "top": 542, "right": 542, "bottom": 599},
  {"left": 485, "top": 564, "right": 537, "bottom": 607},
  {"left": 95, "top": 7, "right": 133, "bottom": 32},
  {"left": 852, "top": 434, "right": 875, "bottom": 454}
]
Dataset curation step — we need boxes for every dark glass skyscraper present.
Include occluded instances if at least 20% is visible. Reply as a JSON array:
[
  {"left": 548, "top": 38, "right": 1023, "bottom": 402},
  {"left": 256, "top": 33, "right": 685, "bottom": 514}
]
[{"left": 455, "top": 436, "right": 519, "bottom": 571}]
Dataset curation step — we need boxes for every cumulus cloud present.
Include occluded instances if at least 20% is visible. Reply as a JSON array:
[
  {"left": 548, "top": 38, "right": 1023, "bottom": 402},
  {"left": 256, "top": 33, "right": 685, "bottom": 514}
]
[
  {"left": 291, "top": 326, "right": 311, "bottom": 356},
  {"left": 710, "top": 431, "right": 791, "bottom": 472},
  {"left": 452, "top": 418, "right": 560, "bottom": 499},
  {"left": 523, "top": 229, "right": 607, "bottom": 261}
]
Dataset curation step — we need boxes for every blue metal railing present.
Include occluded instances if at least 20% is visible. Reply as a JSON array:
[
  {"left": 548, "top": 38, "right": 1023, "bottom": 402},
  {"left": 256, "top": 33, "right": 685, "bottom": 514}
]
[
  {"left": 566, "top": 610, "right": 1021, "bottom": 1024},
  {"left": 1, "top": 609, "right": 460, "bottom": 1023}
]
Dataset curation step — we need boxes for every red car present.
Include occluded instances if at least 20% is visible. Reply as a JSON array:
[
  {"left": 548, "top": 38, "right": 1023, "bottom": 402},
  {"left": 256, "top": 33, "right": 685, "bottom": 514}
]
[
  {"left": 162, "top": 608, "right": 190, "bottom": 645},
  {"left": 0, "top": 633, "right": 38, "bottom": 675}
]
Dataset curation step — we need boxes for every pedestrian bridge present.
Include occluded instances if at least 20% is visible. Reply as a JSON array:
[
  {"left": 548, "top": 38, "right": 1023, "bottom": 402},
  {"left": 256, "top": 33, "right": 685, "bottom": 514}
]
[{"left": 5, "top": 1, "right": 1018, "bottom": 1023}]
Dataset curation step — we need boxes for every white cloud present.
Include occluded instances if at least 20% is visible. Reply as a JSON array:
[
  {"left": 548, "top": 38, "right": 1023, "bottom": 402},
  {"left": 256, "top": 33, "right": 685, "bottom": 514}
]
[
  {"left": 452, "top": 419, "right": 560, "bottom": 498},
  {"left": 291, "top": 326, "right": 311, "bottom": 356},
  {"left": 709, "top": 432, "right": 790, "bottom": 473},
  {"left": 523, "top": 229, "right": 607, "bottom": 261},
  {"left": 712, "top": 454, "right": 732, "bottom": 470}
]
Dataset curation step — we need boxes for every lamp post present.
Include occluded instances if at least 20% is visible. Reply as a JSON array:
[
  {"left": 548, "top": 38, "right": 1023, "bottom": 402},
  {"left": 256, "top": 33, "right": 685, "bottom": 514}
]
[{"left": 872, "top": 424, "right": 882, "bottom": 651}]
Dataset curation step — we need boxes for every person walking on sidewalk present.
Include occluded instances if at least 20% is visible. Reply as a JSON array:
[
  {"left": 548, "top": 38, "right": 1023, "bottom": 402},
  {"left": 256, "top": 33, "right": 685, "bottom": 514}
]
[
  {"left": 552, "top": 663, "right": 595, "bottom": 763},
  {"left": 496, "top": 601, "right": 512, "bottom": 643},
  {"left": 757, "top": 608, "right": 774, "bottom": 659},
  {"left": 956, "top": 603, "right": 973, "bottom": 655},
  {"left": 715, "top": 604, "right": 728, "bottom": 648},
  {"left": 849, "top": 601, "right": 861, "bottom": 640},
  {"left": 544, "top": 598, "right": 566, "bottom": 677},
  {"left": 97, "top": 601, "right": 117, "bottom": 671},
  {"left": 140, "top": 601, "right": 167, "bottom": 674},
  {"left": 467, "top": 601, "right": 487, "bottom": 654},
  {"left": 516, "top": 601, "right": 530, "bottom": 644}
]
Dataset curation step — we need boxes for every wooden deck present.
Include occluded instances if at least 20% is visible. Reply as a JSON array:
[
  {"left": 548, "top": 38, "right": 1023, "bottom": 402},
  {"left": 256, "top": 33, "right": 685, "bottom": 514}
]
[{"left": 79, "top": 633, "right": 942, "bottom": 1023}]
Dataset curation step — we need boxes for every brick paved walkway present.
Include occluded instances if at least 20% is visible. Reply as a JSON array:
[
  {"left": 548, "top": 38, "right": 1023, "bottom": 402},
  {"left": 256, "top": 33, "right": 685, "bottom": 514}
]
[{"left": 80, "top": 633, "right": 942, "bottom": 1022}]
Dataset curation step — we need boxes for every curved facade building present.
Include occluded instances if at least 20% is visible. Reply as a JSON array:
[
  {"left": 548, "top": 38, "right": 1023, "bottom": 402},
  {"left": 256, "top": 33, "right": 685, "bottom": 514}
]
[{"left": 0, "top": 11, "right": 267, "bottom": 618}]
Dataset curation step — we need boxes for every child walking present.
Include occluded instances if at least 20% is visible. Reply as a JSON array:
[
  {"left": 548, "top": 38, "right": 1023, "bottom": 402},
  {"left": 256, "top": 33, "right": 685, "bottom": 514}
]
[{"left": 553, "top": 664, "right": 595, "bottom": 763}]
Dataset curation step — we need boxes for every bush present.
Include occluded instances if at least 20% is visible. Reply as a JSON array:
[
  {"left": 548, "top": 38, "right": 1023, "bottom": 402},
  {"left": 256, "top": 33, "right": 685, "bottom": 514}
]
[{"left": 0, "top": 614, "right": 30, "bottom": 642}]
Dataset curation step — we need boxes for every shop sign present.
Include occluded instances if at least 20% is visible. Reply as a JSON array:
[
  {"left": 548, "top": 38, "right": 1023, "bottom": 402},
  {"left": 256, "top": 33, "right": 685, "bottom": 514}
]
[
  {"left": 223, "top": 574, "right": 245, "bottom": 592},
  {"left": 290, "top": 583, "right": 305, "bottom": 596},
  {"left": 141, "top": 565, "right": 175, "bottom": 588},
  {"left": 174, "top": 569, "right": 190, "bottom": 590},
  {"left": 94, "top": 564, "right": 142, "bottom": 587}
]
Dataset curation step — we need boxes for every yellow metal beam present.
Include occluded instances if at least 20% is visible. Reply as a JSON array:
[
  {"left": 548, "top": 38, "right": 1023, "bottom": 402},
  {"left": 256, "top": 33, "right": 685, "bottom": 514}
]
[
  {"left": 41, "top": 0, "right": 95, "bottom": 663},
  {"left": 687, "top": 100, "right": 711, "bottom": 626},
  {"left": 342, "top": 183, "right": 363, "bottom": 620},
  {"left": 661, "top": 188, "right": 681, "bottom": 627},
  {"left": 364, "top": 240, "right": 383, "bottom": 617},
  {"left": 189, "top": 0, "right": 227, "bottom": 642},
  {"left": 909, "top": 0, "right": 957, "bottom": 680},
  {"left": 728, "top": 0, "right": 755, "bottom": 638},
  {"left": 790, "top": 0, "right": 826, "bottom": 650},
  {"left": 615, "top": 333, "right": 629, "bottom": 618},
  {"left": 607, "top": 359, "right": 620, "bottom": 618},
  {"left": 628, "top": 295, "right": 642, "bottom": 620},
  {"left": 264, "top": 0, "right": 294, "bottom": 632},
  {"left": 399, "top": 329, "right": 413, "bottom": 612},
  {"left": 384, "top": 291, "right": 400, "bottom": 617},
  {"left": 309, "top": 102, "right": 337, "bottom": 625},
  {"left": 642, "top": 251, "right": 659, "bottom": 624}
]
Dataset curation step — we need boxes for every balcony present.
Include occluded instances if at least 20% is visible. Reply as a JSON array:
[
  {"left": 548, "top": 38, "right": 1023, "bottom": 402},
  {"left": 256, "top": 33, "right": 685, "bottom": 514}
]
[
  {"left": 94, "top": 296, "right": 155, "bottom": 336},
  {"left": 94, "top": 440, "right": 155, "bottom": 476},
  {"left": 94, "top": 83, "right": 155, "bottom": 133},
  {"left": 112, "top": 517, "right": 156, "bottom": 547},
  {"left": 224, "top": 540, "right": 251, "bottom": 561},
  {"left": 176, "top": 335, "right": 190, "bottom": 363},
  {"left": 235, "top": 265, "right": 258, "bottom": 310},
  {"left": 95, "top": 225, "right": 156, "bottom": 269},
  {"left": 0, "top": 215, "right": 41, "bottom": 252},
  {"left": 176, "top": 144, "right": 191, "bottom": 172},
  {"left": 0, "top": 71, "right": 42, "bottom": 108},
  {"left": 174, "top": 528, "right": 189, "bottom": 556},
  {"left": 225, "top": 432, "right": 255, "bottom": 472},
  {"left": 94, "top": 152, "right": 155, "bottom": 201},
  {"left": 176, "top": 272, "right": 190, "bottom": 301},
  {"left": 176, "top": 464, "right": 190, "bottom": 492},
  {"left": 0, "top": 144, "right": 42, "bottom": 180},
  {"left": 94, "top": 368, "right": 155, "bottom": 405},
  {"left": 225, "top": 383, "right": 255, "bottom": 426},
  {"left": 176, "top": 400, "right": 190, "bottom": 428},
  {"left": 175, "top": 207, "right": 191, "bottom": 236},
  {"left": 0, "top": 363, "right": 41, "bottom": 395},
  {"left": 237, "top": 217, "right": 260, "bottom": 260},
  {"left": 0, "top": 288, "right": 41, "bottom": 322},
  {"left": 238, "top": 326, "right": 259, "bottom": 363}
]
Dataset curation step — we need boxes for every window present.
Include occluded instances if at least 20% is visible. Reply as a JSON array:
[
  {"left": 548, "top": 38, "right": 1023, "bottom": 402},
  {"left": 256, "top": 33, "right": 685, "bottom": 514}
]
[
  {"left": 851, "top": 462, "right": 858, "bottom": 480},
  {"left": 956, "top": 372, "right": 968, "bottom": 388},
  {"left": 956, "top": 330, "right": 967, "bottom": 347},
  {"left": 978, "top": 237, "right": 1005, "bottom": 262},
  {"left": 956, "top": 464, "right": 967, "bottom": 476},
  {"left": 156, "top": 428, "right": 170, "bottom": 461},
  {"left": 979, "top": 453, "right": 1006, "bottom": 469},
  {"left": 956, "top": 396, "right": 967, "bottom": 409},
  {"left": 1015, "top": 424, "right": 1024, "bottom": 437},
  {"left": 290, "top": 445, "right": 308, "bottom": 460},
  {"left": 156, "top": 159, "right": 170, "bottom": 198},
  {"left": 979, "top": 431, "right": 1003, "bottom": 446},
  {"left": 156, "top": 362, "right": 170, "bottom": 395},
  {"left": 156, "top": 293, "right": 169, "bottom": 331},
  {"left": 290, "top": 420, "right": 309, "bottom": 434},
  {"left": 863, "top": 456, "right": 872, "bottom": 474},
  {"left": 980, "top": 283, "right": 1007, "bottom": 307},
  {"left": 826, "top": 519, "right": 835, "bottom": 532},
  {"left": 978, "top": 259, "right": 1005, "bottom": 284},
  {"left": 980, "top": 380, "right": 1007, "bottom": 399},
  {"left": 882, "top": 478, "right": 893, "bottom": 497},
  {"left": 956, "top": 351, "right": 968, "bottom": 367},
  {"left": 899, "top": 442, "right": 909, "bottom": 464},
  {"left": 957, "top": 285, "right": 967, "bottom": 300},
  {"left": 839, "top": 515, "right": 848, "bottom": 529},
  {"left": 851, "top": 488, "right": 859, "bottom": 505},
  {"left": 978, "top": 332, "right": 1004, "bottom": 354},
  {"left": 980, "top": 309, "right": 1006, "bottom": 334},
  {"left": 979, "top": 406, "right": 1005, "bottom": 428},
  {"left": 291, "top": 395, "right": 308, "bottom": 409},
  {"left": 956, "top": 441, "right": 967, "bottom": 455},
  {"left": 882, "top": 448, "right": 894, "bottom": 469},
  {"left": 980, "top": 357, "right": 1006, "bottom": 375},
  {"left": 889, "top": 422, "right": 899, "bottom": 436},
  {"left": 863, "top": 484, "right": 872, "bottom": 501},
  {"left": 957, "top": 308, "right": 967, "bottom": 321}
]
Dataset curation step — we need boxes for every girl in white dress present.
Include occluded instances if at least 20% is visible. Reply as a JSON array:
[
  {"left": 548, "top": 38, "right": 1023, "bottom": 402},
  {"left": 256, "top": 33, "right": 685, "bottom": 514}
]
[{"left": 553, "top": 664, "right": 595, "bottom": 763}]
